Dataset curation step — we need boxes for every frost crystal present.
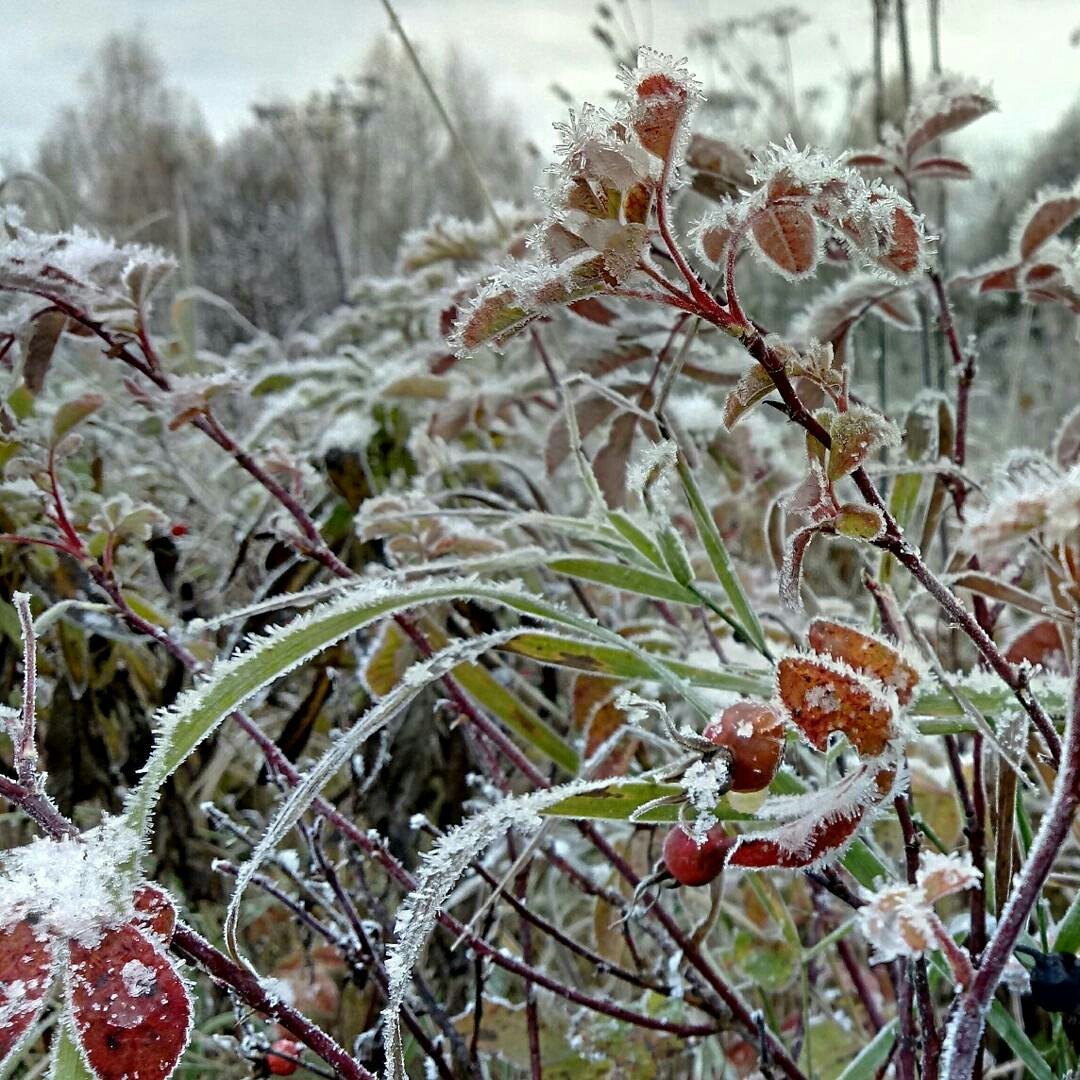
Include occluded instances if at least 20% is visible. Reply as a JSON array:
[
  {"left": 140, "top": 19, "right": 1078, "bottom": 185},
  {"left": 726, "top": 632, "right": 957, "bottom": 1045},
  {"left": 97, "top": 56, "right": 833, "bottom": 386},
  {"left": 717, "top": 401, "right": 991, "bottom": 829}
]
[
  {"left": 0, "top": 817, "right": 140, "bottom": 946},
  {"left": 965, "top": 460, "right": 1080, "bottom": 550},
  {"left": 120, "top": 958, "right": 157, "bottom": 998},
  {"left": 857, "top": 851, "right": 979, "bottom": 963}
]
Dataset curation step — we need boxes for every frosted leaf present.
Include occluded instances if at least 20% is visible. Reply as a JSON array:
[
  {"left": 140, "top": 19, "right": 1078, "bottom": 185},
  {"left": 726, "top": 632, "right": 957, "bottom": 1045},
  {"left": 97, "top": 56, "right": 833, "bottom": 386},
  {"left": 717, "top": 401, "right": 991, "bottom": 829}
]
[
  {"left": 965, "top": 461, "right": 1080, "bottom": 550},
  {"left": 857, "top": 882, "right": 935, "bottom": 963},
  {"left": 720, "top": 139, "right": 930, "bottom": 283},
  {"left": 0, "top": 816, "right": 140, "bottom": 947},
  {"left": 728, "top": 759, "right": 898, "bottom": 870},
  {"left": 619, "top": 48, "right": 702, "bottom": 161},
  {"left": 0, "top": 919, "right": 55, "bottom": 1066},
  {"left": 776, "top": 651, "right": 902, "bottom": 757},
  {"left": 397, "top": 206, "right": 538, "bottom": 272},
  {"left": 1008, "top": 183, "right": 1080, "bottom": 262},
  {"left": 790, "top": 276, "right": 920, "bottom": 346},
  {"left": 0, "top": 209, "right": 176, "bottom": 333},
  {"left": 827, "top": 406, "right": 902, "bottom": 481},
  {"left": 902, "top": 74, "right": 997, "bottom": 161},
  {"left": 67, "top": 921, "right": 193, "bottom": 1080},
  {"left": 778, "top": 523, "right": 819, "bottom": 612},
  {"left": 916, "top": 851, "right": 981, "bottom": 902},
  {"left": 806, "top": 618, "right": 926, "bottom": 706}
]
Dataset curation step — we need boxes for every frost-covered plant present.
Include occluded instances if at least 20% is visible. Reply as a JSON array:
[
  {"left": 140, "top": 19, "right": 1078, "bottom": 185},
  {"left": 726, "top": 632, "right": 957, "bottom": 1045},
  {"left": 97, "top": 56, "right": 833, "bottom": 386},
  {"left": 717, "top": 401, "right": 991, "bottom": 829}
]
[{"left": 1, "top": 35, "right": 1080, "bottom": 1080}]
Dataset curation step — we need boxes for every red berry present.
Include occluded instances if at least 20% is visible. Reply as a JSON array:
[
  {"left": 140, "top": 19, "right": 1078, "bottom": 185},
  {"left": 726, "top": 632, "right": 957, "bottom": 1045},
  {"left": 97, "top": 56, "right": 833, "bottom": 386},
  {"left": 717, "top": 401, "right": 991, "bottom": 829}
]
[
  {"left": 662, "top": 823, "right": 734, "bottom": 886},
  {"left": 169, "top": 522, "right": 188, "bottom": 537},
  {"left": 267, "top": 1039, "right": 302, "bottom": 1075},
  {"left": 703, "top": 702, "right": 784, "bottom": 793}
]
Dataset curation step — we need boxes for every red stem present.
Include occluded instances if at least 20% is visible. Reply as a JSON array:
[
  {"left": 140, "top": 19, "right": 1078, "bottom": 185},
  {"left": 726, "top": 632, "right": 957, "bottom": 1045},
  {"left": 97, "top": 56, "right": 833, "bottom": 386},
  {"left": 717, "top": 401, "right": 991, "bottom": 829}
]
[{"left": 943, "top": 622, "right": 1080, "bottom": 1077}]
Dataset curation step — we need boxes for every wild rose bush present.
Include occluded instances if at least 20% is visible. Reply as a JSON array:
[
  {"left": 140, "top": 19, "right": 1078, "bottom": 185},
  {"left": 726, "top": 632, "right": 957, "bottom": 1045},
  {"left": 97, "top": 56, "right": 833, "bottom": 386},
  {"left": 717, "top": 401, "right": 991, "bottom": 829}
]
[{"left": 1, "top": 40, "right": 1080, "bottom": 1080}]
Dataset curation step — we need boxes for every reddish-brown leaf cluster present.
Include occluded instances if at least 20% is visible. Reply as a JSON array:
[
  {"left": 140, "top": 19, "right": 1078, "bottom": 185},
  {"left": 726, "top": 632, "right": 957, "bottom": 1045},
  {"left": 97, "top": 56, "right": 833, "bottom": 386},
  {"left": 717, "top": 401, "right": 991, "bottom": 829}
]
[{"left": 0, "top": 885, "right": 190, "bottom": 1080}]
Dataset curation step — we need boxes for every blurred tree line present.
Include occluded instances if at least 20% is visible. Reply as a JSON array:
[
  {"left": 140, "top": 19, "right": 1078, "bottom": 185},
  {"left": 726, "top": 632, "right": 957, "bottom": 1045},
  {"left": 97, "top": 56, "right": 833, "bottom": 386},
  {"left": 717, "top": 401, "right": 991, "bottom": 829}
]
[{"left": 6, "top": 32, "right": 536, "bottom": 344}]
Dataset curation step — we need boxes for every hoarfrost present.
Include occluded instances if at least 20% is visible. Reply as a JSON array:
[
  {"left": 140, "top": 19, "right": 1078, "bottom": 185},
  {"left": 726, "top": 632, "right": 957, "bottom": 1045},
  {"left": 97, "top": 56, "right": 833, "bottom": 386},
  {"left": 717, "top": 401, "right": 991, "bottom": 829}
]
[{"left": 0, "top": 816, "right": 140, "bottom": 946}]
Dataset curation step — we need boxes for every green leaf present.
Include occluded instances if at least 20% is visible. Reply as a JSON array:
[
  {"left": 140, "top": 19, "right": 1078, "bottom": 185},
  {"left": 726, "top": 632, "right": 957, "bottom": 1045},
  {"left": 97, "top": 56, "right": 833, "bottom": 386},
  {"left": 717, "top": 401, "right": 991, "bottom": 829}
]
[
  {"left": 1054, "top": 889, "right": 1080, "bottom": 952},
  {"left": 539, "top": 782, "right": 753, "bottom": 823},
  {"left": 733, "top": 929, "right": 798, "bottom": 991},
  {"left": 452, "top": 661, "right": 579, "bottom": 774},
  {"left": 835, "top": 1020, "right": 897, "bottom": 1080},
  {"left": 987, "top": 999, "right": 1054, "bottom": 1080},
  {"left": 607, "top": 510, "right": 664, "bottom": 568},
  {"left": 49, "top": 1024, "right": 97, "bottom": 1080},
  {"left": 51, "top": 394, "right": 104, "bottom": 444},
  {"left": 546, "top": 556, "right": 698, "bottom": 604},
  {"left": 498, "top": 631, "right": 771, "bottom": 695},
  {"left": 125, "top": 576, "right": 722, "bottom": 852},
  {"left": 674, "top": 451, "right": 770, "bottom": 657}
]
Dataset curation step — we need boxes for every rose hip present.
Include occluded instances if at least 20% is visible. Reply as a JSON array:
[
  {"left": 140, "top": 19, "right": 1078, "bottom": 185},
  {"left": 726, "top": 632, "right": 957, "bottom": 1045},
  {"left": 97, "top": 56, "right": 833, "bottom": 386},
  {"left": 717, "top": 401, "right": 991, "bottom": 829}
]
[
  {"left": 703, "top": 702, "right": 785, "bottom": 793},
  {"left": 662, "top": 823, "right": 734, "bottom": 886}
]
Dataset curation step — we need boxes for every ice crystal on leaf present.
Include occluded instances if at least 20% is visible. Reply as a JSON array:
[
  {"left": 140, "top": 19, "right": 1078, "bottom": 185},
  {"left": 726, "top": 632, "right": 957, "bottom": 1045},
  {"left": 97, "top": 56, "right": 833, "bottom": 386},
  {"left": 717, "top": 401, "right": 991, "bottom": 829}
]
[
  {"left": 902, "top": 74, "right": 997, "bottom": 161},
  {"left": 696, "top": 139, "right": 930, "bottom": 283},
  {"left": 965, "top": 460, "right": 1080, "bottom": 551},
  {"left": 727, "top": 759, "right": 898, "bottom": 871},
  {"left": 0, "top": 820, "right": 192, "bottom": 1079},
  {"left": 789, "top": 275, "right": 920, "bottom": 347},
  {"left": 0, "top": 206, "right": 176, "bottom": 333},
  {"left": 450, "top": 48, "right": 702, "bottom": 356},
  {"left": 0, "top": 817, "right": 139, "bottom": 946},
  {"left": 858, "top": 851, "right": 980, "bottom": 964}
]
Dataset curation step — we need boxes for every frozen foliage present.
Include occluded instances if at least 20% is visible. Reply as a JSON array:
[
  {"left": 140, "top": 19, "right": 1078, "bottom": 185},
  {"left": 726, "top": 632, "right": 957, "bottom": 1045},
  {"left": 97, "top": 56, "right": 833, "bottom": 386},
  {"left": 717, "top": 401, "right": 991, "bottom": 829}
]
[
  {"left": 965, "top": 460, "right": 1080, "bottom": 550},
  {"left": 695, "top": 138, "right": 930, "bottom": 283},
  {"left": 857, "top": 851, "right": 980, "bottom": 963},
  {"left": 0, "top": 817, "right": 139, "bottom": 946},
  {"left": 789, "top": 275, "right": 920, "bottom": 345},
  {"left": 0, "top": 206, "right": 175, "bottom": 332},
  {"left": 223, "top": 629, "right": 521, "bottom": 956},
  {"left": 382, "top": 775, "right": 662, "bottom": 1080}
]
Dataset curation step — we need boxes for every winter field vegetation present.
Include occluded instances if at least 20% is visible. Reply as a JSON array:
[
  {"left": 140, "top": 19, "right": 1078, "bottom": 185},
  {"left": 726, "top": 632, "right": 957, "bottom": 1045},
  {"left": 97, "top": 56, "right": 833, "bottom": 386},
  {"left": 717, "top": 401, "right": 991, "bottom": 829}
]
[{"left": 2, "top": 2, "right": 1080, "bottom": 1077}]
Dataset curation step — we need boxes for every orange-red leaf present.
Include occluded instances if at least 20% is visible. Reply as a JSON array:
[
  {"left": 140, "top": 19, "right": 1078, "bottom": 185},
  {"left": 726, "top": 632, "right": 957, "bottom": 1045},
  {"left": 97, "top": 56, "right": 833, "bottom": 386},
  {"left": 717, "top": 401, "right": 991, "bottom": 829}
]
[
  {"left": 846, "top": 153, "right": 894, "bottom": 171},
  {"left": 881, "top": 206, "right": 921, "bottom": 276},
  {"left": 0, "top": 920, "right": 54, "bottom": 1065},
  {"left": 68, "top": 922, "right": 192, "bottom": 1080},
  {"left": 776, "top": 656, "right": 894, "bottom": 755},
  {"left": 726, "top": 763, "right": 894, "bottom": 870},
  {"left": 909, "top": 157, "right": 973, "bottom": 181},
  {"left": 807, "top": 619, "right": 920, "bottom": 705},
  {"left": 573, "top": 675, "right": 637, "bottom": 778},
  {"left": 132, "top": 885, "right": 177, "bottom": 946},
  {"left": 751, "top": 205, "right": 818, "bottom": 278},
  {"left": 905, "top": 92, "right": 996, "bottom": 160},
  {"left": 979, "top": 265, "right": 1020, "bottom": 293},
  {"left": 1018, "top": 194, "right": 1080, "bottom": 261},
  {"left": 728, "top": 807, "right": 864, "bottom": 869}
]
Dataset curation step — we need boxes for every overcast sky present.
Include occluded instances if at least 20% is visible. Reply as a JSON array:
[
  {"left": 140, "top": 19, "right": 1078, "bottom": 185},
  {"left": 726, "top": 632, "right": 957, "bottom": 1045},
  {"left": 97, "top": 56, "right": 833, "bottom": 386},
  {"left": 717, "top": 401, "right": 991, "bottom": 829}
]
[{"left": 3, "top": 1, "right": 1079, "bottom": 166}]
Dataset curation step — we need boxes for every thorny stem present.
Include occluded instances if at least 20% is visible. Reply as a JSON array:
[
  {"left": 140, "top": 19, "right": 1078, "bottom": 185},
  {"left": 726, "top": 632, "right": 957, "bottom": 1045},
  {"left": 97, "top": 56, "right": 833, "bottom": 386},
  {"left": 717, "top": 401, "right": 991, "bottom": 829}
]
[{"left": 942, "top": 621, "right": 1080, "bottom": 1078}]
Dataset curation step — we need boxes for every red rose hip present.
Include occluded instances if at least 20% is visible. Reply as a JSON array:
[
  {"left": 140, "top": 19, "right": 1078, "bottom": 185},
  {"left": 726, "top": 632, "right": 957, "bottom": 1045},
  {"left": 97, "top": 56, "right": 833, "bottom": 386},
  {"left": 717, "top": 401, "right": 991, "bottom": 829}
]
[
  {"left": 703, "top": 702, "right": 784, "bottom": 793},
  {"left": 662, "top": 823, "right": 734, "bottom": 886},
  {"left": 267, "top": 1039, "right": 302, "bottom": 1075}
]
